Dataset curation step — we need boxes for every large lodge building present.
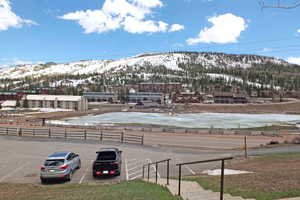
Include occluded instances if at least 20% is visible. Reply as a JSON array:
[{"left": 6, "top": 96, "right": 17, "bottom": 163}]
[{"left": 23, "top": 95, "right": 88, "bottom": 111}]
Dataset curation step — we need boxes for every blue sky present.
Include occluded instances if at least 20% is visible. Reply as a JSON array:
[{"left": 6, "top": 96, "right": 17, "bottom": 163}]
[{"left": 0, "top": 0, "right": 300, "bottom": 67}]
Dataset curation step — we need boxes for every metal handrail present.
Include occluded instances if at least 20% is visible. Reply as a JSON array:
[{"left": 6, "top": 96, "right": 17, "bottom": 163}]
[
  {"left": 176, "top": 156, "right": 233, "bottom": 200},
  {"left": 142, "top": 158, "right": 171, "bottom": 185}
]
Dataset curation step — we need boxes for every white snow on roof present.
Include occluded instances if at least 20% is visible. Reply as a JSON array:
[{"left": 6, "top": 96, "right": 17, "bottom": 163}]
[
  {"left": 24, "top": 95, "right": 83, "bottom": 102},
  {"left": 1, "top": 100, "right": 17, "bottom": 107}
]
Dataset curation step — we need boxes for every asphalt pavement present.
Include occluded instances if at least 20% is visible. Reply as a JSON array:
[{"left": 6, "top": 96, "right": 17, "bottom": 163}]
[{"left": 0, "top": 135, "right": 299, "bottom": 185}]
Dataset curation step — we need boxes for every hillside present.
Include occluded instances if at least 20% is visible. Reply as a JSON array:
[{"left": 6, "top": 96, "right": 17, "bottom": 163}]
[
  {"left": 0, "top": 52, "right": 289, "bottom": 79},
  {"left": 0, "top": 52, "right": 299, "bottom": 93}
]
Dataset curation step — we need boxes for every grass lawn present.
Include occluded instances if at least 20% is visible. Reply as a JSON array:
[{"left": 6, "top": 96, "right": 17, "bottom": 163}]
[
  {"left": 0, "top": 180, "right": 179, "bottom": 200},
  {"left": 187, "top": 152, "right": 300, "bottom": 200}
]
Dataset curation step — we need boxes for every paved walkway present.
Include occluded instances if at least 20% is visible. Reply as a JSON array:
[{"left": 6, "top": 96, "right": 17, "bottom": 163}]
[
  {"left": 145, "top": 178, "right": 255, "bottom": 200},
  {"left": 145, "top": 178, "right": 300, "bottom": 200}
]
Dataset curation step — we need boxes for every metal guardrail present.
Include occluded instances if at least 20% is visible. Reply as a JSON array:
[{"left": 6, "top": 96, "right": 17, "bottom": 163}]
[
  {"left": 0, "top": 126, "right": 144, "bottom": 145},
  {"left": 143, "top": 158, "right": 171, "bottom": 185},
  {"left": 176, "top": 156, "right": 233, "bottom": 199}
]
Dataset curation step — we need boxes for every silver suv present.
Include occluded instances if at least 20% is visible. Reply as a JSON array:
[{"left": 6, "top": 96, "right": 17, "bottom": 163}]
[{"left": 40, "top": 152, "right": 81, "bottom": 183}]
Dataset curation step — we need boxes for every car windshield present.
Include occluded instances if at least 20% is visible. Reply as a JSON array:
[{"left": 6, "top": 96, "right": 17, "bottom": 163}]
[
  {"left": 97, "top": 151, "right": 116, "bottom": 161},
  {"left": 44, "top": 159, "right": 65, "bottom": 166}
]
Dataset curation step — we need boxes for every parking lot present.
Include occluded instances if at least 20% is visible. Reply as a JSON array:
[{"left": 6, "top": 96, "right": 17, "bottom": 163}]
[{"left": 0, "top": 135, "right": 233, "bottom": 184}]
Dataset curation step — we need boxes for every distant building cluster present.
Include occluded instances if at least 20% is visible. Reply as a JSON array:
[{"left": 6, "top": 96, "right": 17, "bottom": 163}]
[{"left": 1, "top": 82, "right": 300, "bottom": 111}]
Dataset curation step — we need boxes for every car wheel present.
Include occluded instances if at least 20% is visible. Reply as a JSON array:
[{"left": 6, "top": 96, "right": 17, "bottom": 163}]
[
  {"left": 66, "top": 171, "right": 72, "bottom": 181},
  {"left": 77, "top": 161, "right": 81, "bottom": 169},
  {"left": 40, "top": 178, "right": 47, "bottom": 184}
]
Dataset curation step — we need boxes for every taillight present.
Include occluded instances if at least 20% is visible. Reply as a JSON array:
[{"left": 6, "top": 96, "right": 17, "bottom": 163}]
[
  {"left": 109, "top": 170, "right": 116, "bottom": 175},
  {"left": 40, "top": 166, "right": 46, "bottom": 171},
  {"left": 60, "top": 164, "right": 69, "bottom": 169},
  {"left": 96, "top": 171, "right": 102, "bottom": 175}
]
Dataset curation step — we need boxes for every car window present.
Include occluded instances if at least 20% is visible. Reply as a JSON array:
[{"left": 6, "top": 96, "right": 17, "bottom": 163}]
[
  {"left": 67, "top": 153, "right": 73, "bottom": 161},
  {"left": 44, "top": 159, "right": 65, "bottom": 166},
  {"left": 97, "top": 151, "right": 116, "bottom": 161}
]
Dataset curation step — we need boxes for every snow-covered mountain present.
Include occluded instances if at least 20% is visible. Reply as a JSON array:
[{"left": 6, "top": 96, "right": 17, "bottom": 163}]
[{"left": 0, "top": 52, "right": 290, "bottom": 79}]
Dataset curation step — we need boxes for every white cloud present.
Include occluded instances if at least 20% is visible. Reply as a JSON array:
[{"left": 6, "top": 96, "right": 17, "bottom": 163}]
[
  {"left": 297, "top": 29, "right": 300, "bottom": 33},
  {"left": 0, "top": 0, "right": 36, "bottom": 31},
  {"left": 256, "top": 48, "right": 272, "bottom": 53},
  {"left": 60, "top": 0, "right": 183, "bottom": 34},
  {"left": 187, "top": 13, "right": 247, "bottom": 45},
  {"left": 169, "top": 24, "right": 184, "bottom": 32},
  {"left": 132, "top": 0, "right": 163, "bottom": 8},
  {"left": 287, "top": 57, "right": 300, "bottom": 65},
  {"left": 122, "top": 17, "right": 168, "bottom": 33}
]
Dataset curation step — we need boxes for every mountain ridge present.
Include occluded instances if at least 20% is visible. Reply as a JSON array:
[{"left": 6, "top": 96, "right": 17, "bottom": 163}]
[{"left": 0, "top": 52, "right": 292, "bottom": 79}]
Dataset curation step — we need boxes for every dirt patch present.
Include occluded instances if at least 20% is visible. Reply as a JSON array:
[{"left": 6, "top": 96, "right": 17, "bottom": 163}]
[{"left": 184, "top": 100, "right": 300, "bottom": 114}]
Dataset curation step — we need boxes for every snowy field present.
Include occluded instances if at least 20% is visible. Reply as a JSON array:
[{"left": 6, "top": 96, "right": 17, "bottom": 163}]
[{"left": 49, "top": 112, "right": 300, "bottom": 129}]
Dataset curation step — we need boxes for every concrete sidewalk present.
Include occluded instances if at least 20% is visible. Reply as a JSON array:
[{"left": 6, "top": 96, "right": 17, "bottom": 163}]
[
  {"left": 145, "top": 178, "right": 255, "bottom": 200},
  {"left": 145, "top": 178, "right": 300, "bottom": 200}
]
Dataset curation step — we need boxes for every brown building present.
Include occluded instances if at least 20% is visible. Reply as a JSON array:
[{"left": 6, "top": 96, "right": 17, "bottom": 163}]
[
  {"left": 260, "top": 90, "right": 275, "bottom": 98},
  {"left": 233, "top": 94, "right": 248, "bottom": 104},
  {"left": 214, "top": 92, "right": 248, "bottom": 104},
  {"left": 172, "top": 91, "right": 203, "bottom": 103},
  {"left": 284, "top": 90, "right": 300, "bottom": 98},
  {"left": 0, "top": 92, "right": 24, "bottom": 101},
  {"left": 214, "top": 92, "right": 234, "bottom": 104}
]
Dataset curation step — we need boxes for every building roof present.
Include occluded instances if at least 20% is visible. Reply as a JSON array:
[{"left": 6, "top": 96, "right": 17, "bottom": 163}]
[
  {"left": 24, "top": 95, "right": 83, "bottom": 102},
  {"left": 1, "top": 100, "right": 17, "bottom": 107}
]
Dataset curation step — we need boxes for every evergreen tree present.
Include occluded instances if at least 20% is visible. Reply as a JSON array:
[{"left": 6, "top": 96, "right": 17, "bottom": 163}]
[{"left": 23, "top": 97, "right": 29, "bottom": 108}]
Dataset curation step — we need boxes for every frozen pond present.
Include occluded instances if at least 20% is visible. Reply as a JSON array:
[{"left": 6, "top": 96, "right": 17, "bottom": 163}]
[{"left": 50, "top": 112, "right": 300, "bottom": 129}]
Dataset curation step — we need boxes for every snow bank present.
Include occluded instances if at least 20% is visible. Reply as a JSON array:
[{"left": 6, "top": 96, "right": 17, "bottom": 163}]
[{"left": 202, "top": 169, "right": 253, "bottom": 176}]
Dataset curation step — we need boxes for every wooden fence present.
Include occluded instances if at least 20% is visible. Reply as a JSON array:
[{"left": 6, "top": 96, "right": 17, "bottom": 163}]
[{"left": 0, "top": 126, "right": 144, "bottom": 145}]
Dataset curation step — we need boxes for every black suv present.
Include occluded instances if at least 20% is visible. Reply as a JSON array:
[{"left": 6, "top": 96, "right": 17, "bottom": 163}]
[{"left": 93, "top": 148, "right": 122, "bottom": 177}]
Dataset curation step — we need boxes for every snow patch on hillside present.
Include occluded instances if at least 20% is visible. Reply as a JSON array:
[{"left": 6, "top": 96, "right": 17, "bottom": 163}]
[{"left": 0, "top": 52, "right": 288, "bottom": 79}]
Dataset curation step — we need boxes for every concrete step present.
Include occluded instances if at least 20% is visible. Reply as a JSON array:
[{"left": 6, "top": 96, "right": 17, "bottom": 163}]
[{"left": 143, "top": 178, "right": 256, "bottom": 200}]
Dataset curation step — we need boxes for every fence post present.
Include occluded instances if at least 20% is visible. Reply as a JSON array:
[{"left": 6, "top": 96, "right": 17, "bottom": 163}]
[
  {"left": 220, "top": 160, "right": 225, "bottom": 200},
  {"left": 100, "top": 130, "right": 103, "bottom": 141},
  {"left": 33, "top": 129, "right": 35, "bottom": 136},
  {"left": 142, "top": 165, "right": 145, "bottom": 179},
  {"left": 244, "top": 136, "right": 248, "bottom": 159},
  {"left": 147, "top": 163, "right": 150, "bottom": 181},
  {"left": 84, "top": 129, "right": 87, "bottom": 140},
  {"left": 18, "top": 127, "right": 22, "bottom": 137},
  {"left": 6, "top": 127, "right": 8, "bottom": 135},
  {"left": 64, "top": 128, "right": 67, "bottom": 139},
  {"left": 155, "top": 163, "right": 158, "bottom": 183},
  {"left": 141, "top": 134, "right": 144, "bottom": 145},
  {"left": 178, "top": 164, "right": 182, "bottom": 196},
  {"left": 167, "top": 159, "right": 170, "bottom": 185},
  {"left": 121, "top": 131, "right": 124, "bottom": 143},
  {"left": 48, "top": 128, "right": 51, "bottom": 138}
]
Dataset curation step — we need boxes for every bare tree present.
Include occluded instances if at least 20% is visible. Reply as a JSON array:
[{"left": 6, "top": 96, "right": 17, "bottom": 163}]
[{"left": 259, "top": 0, "right": 300, "bottom": 9}]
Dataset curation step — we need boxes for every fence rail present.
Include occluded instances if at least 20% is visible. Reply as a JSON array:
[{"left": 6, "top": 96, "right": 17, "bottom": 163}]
[{"left": 0, "top": 126, "right": 144, "bottom": 145}]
